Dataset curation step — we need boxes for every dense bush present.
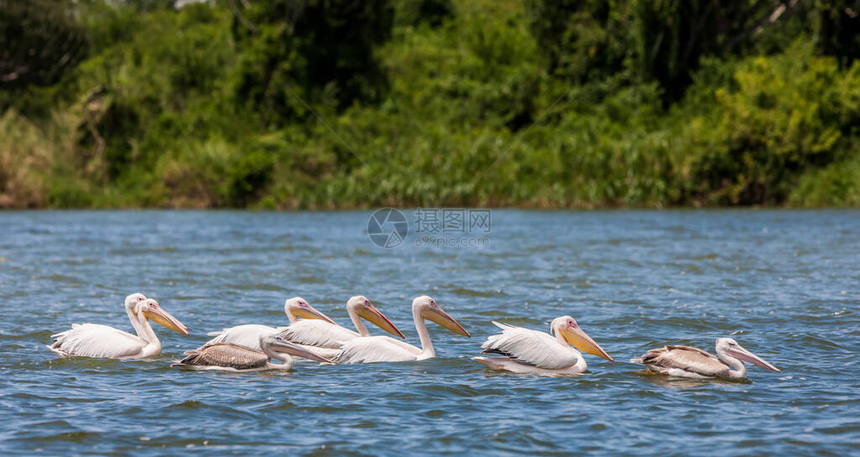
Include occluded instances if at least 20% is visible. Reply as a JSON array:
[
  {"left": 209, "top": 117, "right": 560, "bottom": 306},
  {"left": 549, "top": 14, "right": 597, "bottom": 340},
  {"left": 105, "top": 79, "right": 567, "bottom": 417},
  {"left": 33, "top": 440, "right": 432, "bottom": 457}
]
[
  {"left": 674, "top": 42, "right": 860, "bottom": 205},
  {"left": 0, "top": 0, "right": 857, "bottom": 209}
]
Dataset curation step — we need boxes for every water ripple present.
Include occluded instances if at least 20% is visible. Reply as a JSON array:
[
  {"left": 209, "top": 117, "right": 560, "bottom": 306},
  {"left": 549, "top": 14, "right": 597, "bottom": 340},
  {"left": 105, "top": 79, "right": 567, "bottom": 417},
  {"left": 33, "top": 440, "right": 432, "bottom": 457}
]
[{"left": 0, "top": 210, "right": 857, "bottom": 456}]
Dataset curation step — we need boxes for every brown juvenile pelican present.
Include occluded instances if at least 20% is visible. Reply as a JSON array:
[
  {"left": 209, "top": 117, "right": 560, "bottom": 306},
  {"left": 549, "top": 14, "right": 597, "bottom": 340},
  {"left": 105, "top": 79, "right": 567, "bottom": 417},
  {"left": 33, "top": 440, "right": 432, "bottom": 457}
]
[
  {"left": 333, "top": 296, "right": 470, "bottom": 364},
  {"left": 49, "top": 295, "right": 189, "bottom": 359},
  {"left": 173, "top": 335, "right": 328, "bottom": 371},
  {"left": 204, "top": 297, "right": 335, "bottom": 350},
  {"left": 630, "top": 337, "right": 781, "bottom": 379},
  {"left": 472, "top": 316, "right": 614, "bottom": 375},
  {"left": 277, "top": 295, "right": 405, "bottom": 359}
]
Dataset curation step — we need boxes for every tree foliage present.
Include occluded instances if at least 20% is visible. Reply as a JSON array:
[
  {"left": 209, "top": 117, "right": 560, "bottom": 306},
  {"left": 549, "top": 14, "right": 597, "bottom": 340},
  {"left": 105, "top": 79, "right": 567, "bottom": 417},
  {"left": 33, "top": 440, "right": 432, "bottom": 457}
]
[
  {"left": 0, "top": 0, "right": 858, "bottom": 208},
  {"left": 0, "top": 0, "right": 87, "bottom": 89},
  {"left": 816, "top": 0, "right": 860, "bottom": 67},
  {"left": 232, "top": 0, "right": 394, "bottom": 126}
]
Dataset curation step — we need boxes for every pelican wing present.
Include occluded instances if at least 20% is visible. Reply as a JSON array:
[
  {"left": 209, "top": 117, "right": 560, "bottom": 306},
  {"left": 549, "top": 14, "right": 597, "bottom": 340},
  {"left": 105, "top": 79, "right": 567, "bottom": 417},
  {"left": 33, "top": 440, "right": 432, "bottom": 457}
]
[
  {"left": 333, "top": 335, "right": 420, "bottom": 363},
  {"left": 633, "top": 345, "right": 728, "bottom": 377},
  {"left": 480, "top": 321, "right": 580, "bottom": 369},
  {"left": 177, "top": 343, "right": 268, "bottom": 369},
  {"left": 203, "top": 324, "right": 277, "bottom": 350},
  {"left": 278, "top": 320, "right": 358, "bottom": 348},
  {"left": 49, "top": 324, "right": 147, "bottom": 359}
]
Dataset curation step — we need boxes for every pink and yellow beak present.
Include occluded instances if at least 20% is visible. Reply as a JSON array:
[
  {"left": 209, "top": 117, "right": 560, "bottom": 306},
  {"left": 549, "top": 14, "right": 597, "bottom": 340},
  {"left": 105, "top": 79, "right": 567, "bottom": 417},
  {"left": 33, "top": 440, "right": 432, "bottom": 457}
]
[
  {"left": 268, "top": 337, "right": 329, "bottom": 363},
  {"left": 142, "top": 300, "right": 189, "bottom": 336},
  {"left": 423, "top": 306, "right": 471, "bottom": 337},
  {"left": 294, "top": 304, "right": 337, "bottom": 325},
  {"left": 358, "top": 304, "right": 405, "bottom": 339},
  {"left": 726, "top": 345, "right": 780, "bottom": 372},
  {"left": 560, "top": 325, "right": 612, "bottom": 362}
]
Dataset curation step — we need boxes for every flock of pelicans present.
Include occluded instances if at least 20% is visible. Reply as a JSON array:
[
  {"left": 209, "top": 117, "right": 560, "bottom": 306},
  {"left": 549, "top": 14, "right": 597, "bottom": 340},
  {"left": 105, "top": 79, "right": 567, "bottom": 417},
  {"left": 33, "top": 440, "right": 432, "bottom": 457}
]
[{"left": 47, "top": 293, "right": 781, "bottom": 379}]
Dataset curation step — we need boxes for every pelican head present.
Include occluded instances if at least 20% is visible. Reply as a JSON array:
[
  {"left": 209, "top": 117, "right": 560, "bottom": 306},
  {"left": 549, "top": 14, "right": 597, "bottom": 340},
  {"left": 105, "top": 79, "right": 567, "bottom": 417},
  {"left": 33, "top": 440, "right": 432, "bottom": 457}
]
[
  {"left": 413, "top": 295, "right": 471, "bottom": 337},
  {"left": 124, "top": 293, "right": 147, "bottom": 310},
  {"left": 285, "top": 297, "right": 336, "bottom": 324},
  {"left": 551, "top": 316, "right": 613, "bottom": 362},
  {"left": 259, "top": 335, "right": 328, "bottom": 363},
  {"left": 348, "top": 295, "right": 405, "bottom": 338},
  {"left": 715, "top": 337, "right": 780, "bottom": 372},
  {"left": 136, "top": 299, "right": 189, "bottom": 336}
]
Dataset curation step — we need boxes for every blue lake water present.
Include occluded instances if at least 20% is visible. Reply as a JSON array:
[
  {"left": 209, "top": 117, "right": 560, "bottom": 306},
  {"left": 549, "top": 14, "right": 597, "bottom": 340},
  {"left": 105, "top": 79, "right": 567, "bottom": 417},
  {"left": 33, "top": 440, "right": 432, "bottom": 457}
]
[{"left": 0, "top": 210, "right": 857, "bottom": 455}]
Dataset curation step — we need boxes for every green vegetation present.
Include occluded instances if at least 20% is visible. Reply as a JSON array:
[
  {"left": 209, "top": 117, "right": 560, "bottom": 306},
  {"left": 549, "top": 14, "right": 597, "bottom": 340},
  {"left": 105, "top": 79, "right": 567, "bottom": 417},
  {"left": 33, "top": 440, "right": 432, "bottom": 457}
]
[{"left": 1, "top": 0, "right": 858, "bottom": 209}]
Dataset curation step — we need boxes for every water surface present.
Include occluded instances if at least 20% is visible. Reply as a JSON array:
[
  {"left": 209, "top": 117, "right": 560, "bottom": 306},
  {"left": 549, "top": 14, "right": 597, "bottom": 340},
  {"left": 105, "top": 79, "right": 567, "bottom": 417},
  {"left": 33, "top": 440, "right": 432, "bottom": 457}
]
[{"left": 0, "top": 210, "right": 857, "bottom": 455}]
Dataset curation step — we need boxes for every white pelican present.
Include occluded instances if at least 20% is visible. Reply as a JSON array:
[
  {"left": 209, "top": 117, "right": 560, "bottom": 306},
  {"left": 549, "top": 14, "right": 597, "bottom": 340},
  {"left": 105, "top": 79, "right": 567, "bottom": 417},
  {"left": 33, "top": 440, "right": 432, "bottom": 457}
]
[
  {"left": 278, "top": 295, "right": 405, "bottom": 359},
  {"left": 472, "top": 316, "right": 614, "bottom": 375},
  {"left": 333, "top": 295, "right": 470, "bottom": 364},
  {"left": 172, "top": 335, "right": 328, "bottom": 371},
  {"left": 630, "top": 337, "right": 780, "bottom": 379},
  {"left": 49, "top": 295, "right": 189, "bottom": 359},
  {"left": 204, "top": 297, "right": 335, "bottom": 350}
]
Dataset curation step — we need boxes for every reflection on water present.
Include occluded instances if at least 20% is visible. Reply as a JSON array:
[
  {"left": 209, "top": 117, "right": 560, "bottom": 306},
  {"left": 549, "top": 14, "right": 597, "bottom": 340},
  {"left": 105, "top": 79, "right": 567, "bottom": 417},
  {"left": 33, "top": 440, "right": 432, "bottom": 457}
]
[
  {"left": 0, "top": 210, "right": 858, "bottom": 455},
  {"left": 631, "top": 369, "right": 753, "bottom": 388}
]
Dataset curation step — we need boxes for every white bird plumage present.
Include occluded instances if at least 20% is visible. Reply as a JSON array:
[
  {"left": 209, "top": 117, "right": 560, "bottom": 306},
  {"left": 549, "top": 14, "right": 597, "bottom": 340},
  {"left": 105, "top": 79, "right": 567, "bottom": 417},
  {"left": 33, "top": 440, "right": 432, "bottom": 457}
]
[
  {"left": 472, "top": 316, "right": 614, "bottom": 375},
  {"left": 204, "top": 297, "right": 335, "bottom": 351},
  {"left": 278, "top": 295, "right": 404, "bottom": 359},
  {"left": 48, "top": 294, "right": 189, "bottom": 359},
  {"left": 333, "top": 295, "right": 470, "bottom": 364}
]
